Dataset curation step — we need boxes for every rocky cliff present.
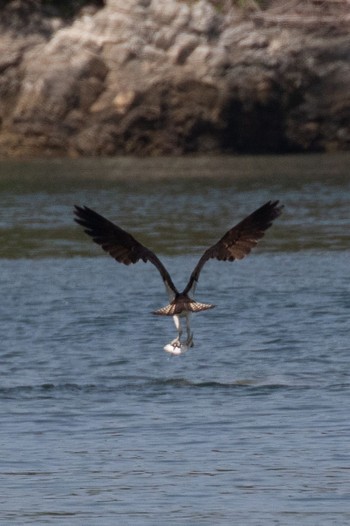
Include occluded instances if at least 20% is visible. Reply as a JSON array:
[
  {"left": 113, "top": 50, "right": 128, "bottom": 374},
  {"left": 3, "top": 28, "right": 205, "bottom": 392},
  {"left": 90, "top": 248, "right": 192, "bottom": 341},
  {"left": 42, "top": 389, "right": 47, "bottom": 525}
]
[{"left": 0, "top": 0, "right": 349, "bottom": 157}]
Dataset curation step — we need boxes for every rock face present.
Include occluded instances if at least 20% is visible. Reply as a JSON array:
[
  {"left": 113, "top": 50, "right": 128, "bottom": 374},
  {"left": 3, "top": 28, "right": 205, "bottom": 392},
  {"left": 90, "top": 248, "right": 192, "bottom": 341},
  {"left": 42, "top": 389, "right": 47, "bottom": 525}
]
[{"left": 0, "top": 0, "right": 349, "bottom": 157}]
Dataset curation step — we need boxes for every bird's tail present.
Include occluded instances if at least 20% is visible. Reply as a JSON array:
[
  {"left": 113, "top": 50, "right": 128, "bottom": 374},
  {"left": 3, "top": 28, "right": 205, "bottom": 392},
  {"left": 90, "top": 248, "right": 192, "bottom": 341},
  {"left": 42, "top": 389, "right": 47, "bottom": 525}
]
[{"left": 153, "top": 301, "right": 215, "bottom": 316}]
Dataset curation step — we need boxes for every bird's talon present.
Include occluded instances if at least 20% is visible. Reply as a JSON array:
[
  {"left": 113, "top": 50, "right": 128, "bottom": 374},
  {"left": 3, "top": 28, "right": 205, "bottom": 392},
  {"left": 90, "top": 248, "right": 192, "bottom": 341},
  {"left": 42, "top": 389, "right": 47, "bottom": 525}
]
[{"left": 186, "top": 333, "right": 194, "bottom": 347}]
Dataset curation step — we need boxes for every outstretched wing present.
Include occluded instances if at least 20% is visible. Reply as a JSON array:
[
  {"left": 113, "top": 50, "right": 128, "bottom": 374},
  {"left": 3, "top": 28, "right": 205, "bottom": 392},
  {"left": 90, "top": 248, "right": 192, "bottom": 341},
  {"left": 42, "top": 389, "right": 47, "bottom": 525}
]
[
  {"left": 183, "top": 200, "right": 283, "bottom": 294},
  {"left": 74, "top": 205, "right": 178, "bottom": 296}
]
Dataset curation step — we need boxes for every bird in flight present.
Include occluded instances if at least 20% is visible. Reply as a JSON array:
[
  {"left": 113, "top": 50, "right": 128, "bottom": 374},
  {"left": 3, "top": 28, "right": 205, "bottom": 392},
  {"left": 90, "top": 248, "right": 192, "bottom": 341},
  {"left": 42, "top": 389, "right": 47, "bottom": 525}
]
[{"left": 74, "top": 200, "right": 282, "bottom": 354}]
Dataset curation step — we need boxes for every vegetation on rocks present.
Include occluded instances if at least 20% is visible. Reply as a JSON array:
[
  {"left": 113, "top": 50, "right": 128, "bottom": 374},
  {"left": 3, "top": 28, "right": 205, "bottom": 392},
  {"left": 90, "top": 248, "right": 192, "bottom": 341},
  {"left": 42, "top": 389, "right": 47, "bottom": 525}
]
[{"left": 0, "top": 0, "right": 104, "bottom": 18}]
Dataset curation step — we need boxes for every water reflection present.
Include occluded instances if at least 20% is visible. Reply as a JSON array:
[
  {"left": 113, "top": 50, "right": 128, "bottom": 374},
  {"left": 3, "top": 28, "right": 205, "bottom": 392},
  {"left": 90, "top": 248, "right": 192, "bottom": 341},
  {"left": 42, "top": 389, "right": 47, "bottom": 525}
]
[{"left": 0, "top": 154, "right": 349, "bottom": 258}]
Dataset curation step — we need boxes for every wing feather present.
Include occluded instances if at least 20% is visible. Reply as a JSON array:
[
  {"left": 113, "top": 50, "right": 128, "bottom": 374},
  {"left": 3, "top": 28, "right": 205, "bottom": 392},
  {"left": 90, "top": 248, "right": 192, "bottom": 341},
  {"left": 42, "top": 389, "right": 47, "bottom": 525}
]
[
  {"left": 183, "top": 200, "right": 283, "bottom": 294},
  {"left": 74, "top": 205, "right": 178, "bottom": 294}
]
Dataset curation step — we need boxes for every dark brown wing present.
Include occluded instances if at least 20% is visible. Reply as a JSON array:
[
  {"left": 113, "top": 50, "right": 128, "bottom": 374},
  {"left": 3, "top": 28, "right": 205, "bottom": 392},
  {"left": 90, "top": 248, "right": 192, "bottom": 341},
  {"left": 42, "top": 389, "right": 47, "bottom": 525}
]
[
  {"left": 74, "top": 205, "right": 178, "bottom": 295},
  {"left": 183, "top": 200, "right": 283, "bottom": 294}
]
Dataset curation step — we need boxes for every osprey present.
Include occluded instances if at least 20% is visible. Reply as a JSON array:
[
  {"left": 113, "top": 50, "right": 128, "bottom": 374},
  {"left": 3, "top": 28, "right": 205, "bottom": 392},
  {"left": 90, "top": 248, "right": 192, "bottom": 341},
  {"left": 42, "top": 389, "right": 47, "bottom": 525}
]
[{"left": 74, "top": 200, "right": 282, "bottom": 354}]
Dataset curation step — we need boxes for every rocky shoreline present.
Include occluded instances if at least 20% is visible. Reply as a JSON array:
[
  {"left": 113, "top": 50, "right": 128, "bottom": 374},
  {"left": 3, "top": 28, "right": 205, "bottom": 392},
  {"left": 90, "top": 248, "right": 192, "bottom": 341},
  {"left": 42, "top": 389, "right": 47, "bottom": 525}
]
[{"left": 0, "top": 0, "right": 349, "bottom": 158}]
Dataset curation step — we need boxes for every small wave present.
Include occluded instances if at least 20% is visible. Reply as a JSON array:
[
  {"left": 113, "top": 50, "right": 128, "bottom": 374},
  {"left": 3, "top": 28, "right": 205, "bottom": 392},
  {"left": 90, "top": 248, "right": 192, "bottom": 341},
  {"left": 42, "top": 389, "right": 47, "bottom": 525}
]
[
  {"left": 0, "top": 376, "right": 311, "bottom": 400},
  {"left": 0, "top": 383, "right": 98, "bottom": 399},
  {"left": 146, "top": 377, "right": 296, "bottom": 390}
]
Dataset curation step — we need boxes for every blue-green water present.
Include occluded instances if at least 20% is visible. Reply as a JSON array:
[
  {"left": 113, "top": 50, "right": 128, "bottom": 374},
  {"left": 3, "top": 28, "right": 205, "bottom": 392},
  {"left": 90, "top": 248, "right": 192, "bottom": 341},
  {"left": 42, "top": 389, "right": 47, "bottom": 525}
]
[{"left": 0, "top": 155, "right": 349, "bottom": 525}]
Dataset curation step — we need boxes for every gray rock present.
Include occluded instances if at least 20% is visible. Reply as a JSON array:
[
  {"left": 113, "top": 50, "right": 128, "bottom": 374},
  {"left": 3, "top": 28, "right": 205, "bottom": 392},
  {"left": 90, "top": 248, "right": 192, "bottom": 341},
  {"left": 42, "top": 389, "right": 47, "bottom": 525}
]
[{"left": 0, "top": 0, "right": 349, "bottom": 157}]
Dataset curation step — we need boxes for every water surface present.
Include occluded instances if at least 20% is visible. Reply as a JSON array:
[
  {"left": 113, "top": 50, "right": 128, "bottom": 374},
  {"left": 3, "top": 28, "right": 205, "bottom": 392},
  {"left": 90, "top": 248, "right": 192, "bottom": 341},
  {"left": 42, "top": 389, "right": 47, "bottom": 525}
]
[{"left": 0, "top": 154, "right": 349, "bottom": 524}]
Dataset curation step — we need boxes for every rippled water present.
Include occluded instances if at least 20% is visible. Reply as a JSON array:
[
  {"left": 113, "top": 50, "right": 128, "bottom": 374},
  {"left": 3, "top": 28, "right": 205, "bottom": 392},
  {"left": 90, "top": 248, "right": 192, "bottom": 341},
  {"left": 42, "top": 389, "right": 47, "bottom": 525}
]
[{"left": 0, "top": 155, "right": 349, "bottom": 524}]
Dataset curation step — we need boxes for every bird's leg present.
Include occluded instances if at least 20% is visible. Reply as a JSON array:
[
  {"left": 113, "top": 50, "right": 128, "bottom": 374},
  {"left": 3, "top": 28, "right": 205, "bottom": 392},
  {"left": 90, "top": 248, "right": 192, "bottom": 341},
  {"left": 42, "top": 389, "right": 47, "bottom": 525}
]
[
  {"left": 185, "top": 313, "right": 194, "bottom": 347},
  {"left": 171, "top": 315, "right": 182, "bottom": 345}
]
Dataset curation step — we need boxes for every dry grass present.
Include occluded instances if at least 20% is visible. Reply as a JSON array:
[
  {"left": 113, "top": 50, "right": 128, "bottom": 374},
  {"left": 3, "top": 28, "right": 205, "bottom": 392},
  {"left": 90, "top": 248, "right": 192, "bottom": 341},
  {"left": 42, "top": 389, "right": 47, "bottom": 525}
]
[
  {"left": 184, "top": 0, "right": 350, "bottom": 19},
  {"left": 252, "top": 0, "right": 350, "bottom": 27}
]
